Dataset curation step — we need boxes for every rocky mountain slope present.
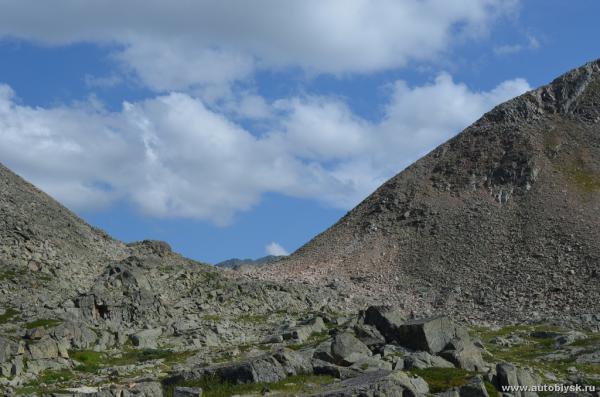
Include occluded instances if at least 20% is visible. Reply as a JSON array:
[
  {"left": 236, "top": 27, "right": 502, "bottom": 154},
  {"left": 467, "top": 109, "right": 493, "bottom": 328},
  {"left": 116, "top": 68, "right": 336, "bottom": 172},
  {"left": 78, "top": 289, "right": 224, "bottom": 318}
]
[
  {"left": 258, "top": 59, "right": 600, "bottom": 324},
  {"left": 215, "top": 255, "right": 285, "bottom": 270}
]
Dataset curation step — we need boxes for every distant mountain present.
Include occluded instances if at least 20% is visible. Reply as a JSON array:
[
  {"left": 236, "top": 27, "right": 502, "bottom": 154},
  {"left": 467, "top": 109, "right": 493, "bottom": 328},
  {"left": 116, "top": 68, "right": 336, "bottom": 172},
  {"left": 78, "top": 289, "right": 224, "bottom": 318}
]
[
  {"left": 216, "top": 255, "right": 285, "bottom": 270},
  {"left": 261, "top": 58, "right": 600, "bottom": 323}
]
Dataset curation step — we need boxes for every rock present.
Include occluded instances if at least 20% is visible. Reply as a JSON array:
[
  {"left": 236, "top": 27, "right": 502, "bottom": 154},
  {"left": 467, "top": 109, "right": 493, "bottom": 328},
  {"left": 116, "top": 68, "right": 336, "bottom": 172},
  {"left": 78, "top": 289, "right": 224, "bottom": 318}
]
[
  {"left": 50, "top": 321, "right": 98, "bottom": 350},
  {"left": 393, "top": 316, "right": 470, "bottom": 353},
  {"left": 364, "top": 306, "right": 406, "bottom": 343},
  {"left": 283, "top": 316, "right": 326, "bottom": 342},
  {"left": 273, "top": 348, "right": 313, "bottom": 376},
  {"left": 555, "top": 331, "right": 587, "bottom": 347},
  {"left": 495, "top": 363, "right": 541, "bottom": 397},
  {"left": 131, "top": 328, "right": 162, "bottom": 349},
  {"left": 0, "top": 337, "right": 21, "bottom": 364},
  {"left": 353, "top": 323, "right": 386, "bottom": 350},
  {"left": 25, "top": 327, "right": 47, "bottom": 340},
  {"left": 575, "top": 350, "right": 600, "bottom": 364},
  {"left": 439, "top": 338, "right": 486, "bottom": 371},
  {"left": 458, "top": 376, "right": 489, "bottom": 397},
  {"left": 26, "top": 337, "right": 64, "bottom": 360},
  {"left": 205, "top": 354, "right": 287, "bottom": 384},
  {"left": 312, "top": 359, "right": 364, "bottom": 380},
  {"left": 404, "top": 351, "right": 454, "bottom": 370},
  {"left": 330, "top": 332, "right": 372, "bottom": 366},
  {"left": 314, "top": 369, "right": 429, "bottom": 396},
  {"left": 174, "top": 386, "right": 202, "bottom": 397}
]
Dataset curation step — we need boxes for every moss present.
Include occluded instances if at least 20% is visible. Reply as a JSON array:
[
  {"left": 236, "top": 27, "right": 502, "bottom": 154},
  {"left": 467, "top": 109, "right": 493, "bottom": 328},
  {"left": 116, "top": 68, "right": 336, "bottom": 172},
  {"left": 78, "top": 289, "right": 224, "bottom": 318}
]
[
  {"left": 410, "top": 367, "right": 475, "bottom": 393},
  {"left": 25, "top": 318, "right": 63, "bottom": 329},
  {"left": 0, "top": 307, "right": 19, "bottom": 324},
  {"left": 163, "top": 373, "right": 334, "bottom": 397}
]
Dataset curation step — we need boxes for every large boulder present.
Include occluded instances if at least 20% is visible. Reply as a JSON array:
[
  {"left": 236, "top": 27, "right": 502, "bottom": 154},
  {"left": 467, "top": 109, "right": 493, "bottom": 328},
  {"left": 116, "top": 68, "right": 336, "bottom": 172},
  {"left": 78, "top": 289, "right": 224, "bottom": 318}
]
[
  {"left": 283, "top": 316, "right": 326, "bottom": 342},
  {"left": 130, "top": 328, "right": 162, "bottom": 349},
  {"left": 458, "top": 376, "right": 489, "bottom": 397},
  {"left": 495, "top": 363, "right": 541, "bottom": 397},
  {"left": 273, "top": 348, "right": 313, "bottom": 376},
  {"left": 314, "top": 369, "right": 429, "bottom": 397},
  {"left": 203, "top": 354, "right": 287, "bottom": 384},
  {"left": 439, "top": 339, "right": 486, "bottom": 371},
  {"left": 404, "top": 351, "right": 454, "bottom": 370},
  {"left": 330, "top": 332, "right": 372, "bottom": 366},
  {"left": 174, "top": 386, "right": 202, "bottom": 397},
  {"left": 0, "top": 337, "right": 22, "bottom": 364},
  {"left": 364, "top": 306, "right": 406, "bottom": 343},
  {"left": 392, "top": 316, "right": 469, "bottom": 354}
]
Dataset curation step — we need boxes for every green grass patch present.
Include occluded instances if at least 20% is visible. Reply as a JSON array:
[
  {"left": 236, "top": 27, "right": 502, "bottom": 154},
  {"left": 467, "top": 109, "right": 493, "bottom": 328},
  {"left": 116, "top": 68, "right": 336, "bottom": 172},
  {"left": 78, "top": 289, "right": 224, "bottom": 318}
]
[
  {"left": 70, "top": 349, "right": 106, "bottom": 373},
  {"left": 203, "top": 314, "right": 223, "bottom": 322},
  {"left": 25, "top": 318, "right": 63, "bottom": 329},
  {"left": 0, "top": 307, "right": 19, "bottom": 324},
  {"left": 70, "top": 348, "right": 192, "bottom": 373},
  {"left": 163, "top": 373, "right": 334, "bottom": 397},
  {"left": 410, "top": 367, "right": 475, "bottom": 393}
]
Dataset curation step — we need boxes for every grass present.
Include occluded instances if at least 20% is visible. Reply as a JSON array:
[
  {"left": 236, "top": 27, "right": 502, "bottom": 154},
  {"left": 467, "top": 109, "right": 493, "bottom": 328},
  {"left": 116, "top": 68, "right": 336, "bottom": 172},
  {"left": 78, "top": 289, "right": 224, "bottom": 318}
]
[
  {"left": 474, "top": 324, "right": 600, "bottom": 387},
  {"left": 409, "top": 367, "right": 475, "bottom": 393},
  {"left": 15, "top": 369, "right": 74, "bottom": 395},
  {"left": 202, "top": 314, "right": 223, "bottom": 322},
  {"left": 25, "top": 318, "right": 63, "bottom": 329},
  {"left": 0, "top": 307, "right": 19, "bottom": 324},
  {"left": 70, "top": 348, "right": 193, "bottom": 373},
  {"left": 163, "top": 373, "right": 334, "bottom": 397}
]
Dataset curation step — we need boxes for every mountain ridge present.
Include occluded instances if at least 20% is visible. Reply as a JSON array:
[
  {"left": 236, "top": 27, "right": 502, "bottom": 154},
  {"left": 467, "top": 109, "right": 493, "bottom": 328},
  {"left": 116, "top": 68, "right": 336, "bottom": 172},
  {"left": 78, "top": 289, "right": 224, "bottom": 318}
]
[{"left": 256, "top": 58, "right": 600, "bottom": 323}]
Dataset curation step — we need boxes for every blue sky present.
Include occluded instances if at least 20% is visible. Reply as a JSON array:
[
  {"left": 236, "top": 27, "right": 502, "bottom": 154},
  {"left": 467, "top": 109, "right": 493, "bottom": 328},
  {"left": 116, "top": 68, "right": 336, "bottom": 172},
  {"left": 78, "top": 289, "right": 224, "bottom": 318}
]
[{"left": 0, "top": 1, "right": 599, "bottom": 263}]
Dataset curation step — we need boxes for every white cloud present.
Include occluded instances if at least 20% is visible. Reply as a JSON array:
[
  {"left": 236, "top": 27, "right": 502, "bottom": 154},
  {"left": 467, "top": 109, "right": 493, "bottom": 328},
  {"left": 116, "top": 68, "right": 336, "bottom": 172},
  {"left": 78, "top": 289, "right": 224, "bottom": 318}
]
[
  {"left": 0, "top": 75, "right": 530, "bottom": 224},
  {"left": 494, "top": 34, "right": 540, "bottom": 55},
  {"left": 265, "top": 242, "right": 289, "bottom": 256},
  {"left": 0, "top": 0, "right": 518, "bottom": 92}
]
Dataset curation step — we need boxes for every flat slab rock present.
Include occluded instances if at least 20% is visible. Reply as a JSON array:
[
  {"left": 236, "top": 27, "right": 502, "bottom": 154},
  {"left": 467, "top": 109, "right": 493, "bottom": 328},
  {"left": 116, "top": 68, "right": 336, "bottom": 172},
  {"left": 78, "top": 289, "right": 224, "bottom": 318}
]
[{"left": 313, "top": 369, "right": 429, "bottom": 397}]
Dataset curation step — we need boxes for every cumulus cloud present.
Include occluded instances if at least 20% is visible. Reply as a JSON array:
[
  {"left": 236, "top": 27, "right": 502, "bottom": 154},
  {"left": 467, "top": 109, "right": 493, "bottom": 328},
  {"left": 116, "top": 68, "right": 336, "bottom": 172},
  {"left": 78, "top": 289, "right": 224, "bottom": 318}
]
[
  {"left": 0, "top": 0, "right": 518, "bottom": 92},
  {"left": 265, "top": 242, "right": 289, "bottom": 256},
  {"left": 0, "top": 75, "right": 530, "bottom": 224}
]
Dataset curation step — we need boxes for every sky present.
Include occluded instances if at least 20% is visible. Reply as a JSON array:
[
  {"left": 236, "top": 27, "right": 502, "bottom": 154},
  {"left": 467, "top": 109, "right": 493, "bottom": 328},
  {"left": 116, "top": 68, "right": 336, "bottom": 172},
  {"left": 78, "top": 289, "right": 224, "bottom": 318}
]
[{"left": 0, "top": 1, "right": 599, "bottom": 264}]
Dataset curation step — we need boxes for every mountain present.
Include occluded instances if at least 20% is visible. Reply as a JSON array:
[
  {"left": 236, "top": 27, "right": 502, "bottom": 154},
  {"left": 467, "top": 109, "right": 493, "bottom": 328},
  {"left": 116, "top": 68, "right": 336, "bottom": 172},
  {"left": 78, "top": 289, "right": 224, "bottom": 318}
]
[
  {"left": 215, "top": 255, "right": 285, "bottom": 270},
  {"left": 259, "top": 59, "right": 600, "bottom": 323}
]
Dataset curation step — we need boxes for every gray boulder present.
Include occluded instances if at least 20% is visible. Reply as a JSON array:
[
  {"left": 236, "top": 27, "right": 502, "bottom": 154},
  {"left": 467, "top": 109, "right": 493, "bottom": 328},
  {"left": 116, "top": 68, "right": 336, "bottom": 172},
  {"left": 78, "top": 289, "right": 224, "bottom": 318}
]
[
  {"left": 273, "top": 348, "right": 313, "bottom": 376},
  {"left": 404, "top": 351, "right": 454, "bottom": 370},
  {"left": 439, "top": 338, "right": 486, "bottom": 371},
  {"left": 331, "top": 332, "right": 372, "bottom": 366},
  {"left": 174, "top": 386, "right": 202, "bottom": 397},
  {"left": 314, "top": 369, "right": 429, "bottom": 397},
  {"left": 130, "top": 328, "right": 162, "bottom": 349},
  {"left": 364, "top": 306, "right": 406, "bottom": 343},
  {"left": 458, "top": 376, "right": 489, "bottom": 397},
  {"left": 283, "top": 316, "right": 326, "bottom": 342},
  {"left": 204, "top": 354, "right": 286, "bottom": 384},
  {"left": 495, "top": 363, "right": 541, "bottom": 397},
  {"left": 393, "top": 316, "right": 470, "bottom": 353}
]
